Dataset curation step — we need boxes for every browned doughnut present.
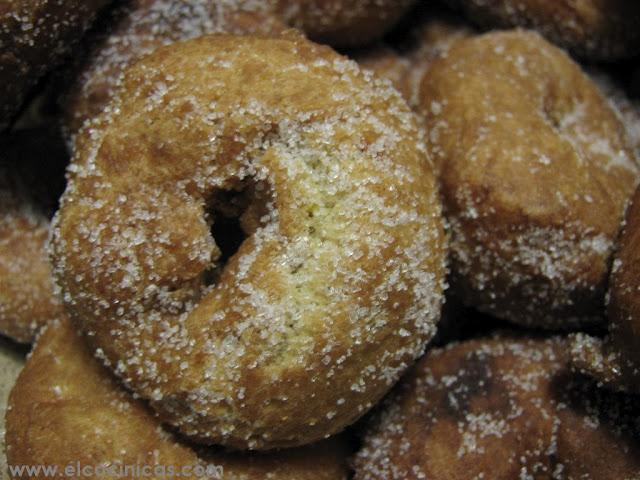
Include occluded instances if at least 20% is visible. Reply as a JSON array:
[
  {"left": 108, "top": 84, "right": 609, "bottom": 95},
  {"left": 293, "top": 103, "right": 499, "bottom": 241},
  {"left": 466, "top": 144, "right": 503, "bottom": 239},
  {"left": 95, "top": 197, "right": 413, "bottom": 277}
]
[
  {"left": 354, "top": 335, "right": 640, "bottom": 479},
  {"left": 50, "top": 34, "right": 446, "bottom": 449},
  {"left": 61, "top": 0, "right": 286, "bottom": 144},
  {"left": 444, "top": 0, "right": 640, "bottom": 60},
  {"left": 5, "top": 317, "right": 352, "bottom": 479},
  {"left": 0, "top": 128, "right": 67, "bottom": 343},
  {"left": 0, "top": 0, "right": 110, "bottom": 130},
  {"left": 418, "top": 30, "right": 639, "bottom": 329},
  {"left": 570, "top": 186, "right": 640, "bottom": 393}
]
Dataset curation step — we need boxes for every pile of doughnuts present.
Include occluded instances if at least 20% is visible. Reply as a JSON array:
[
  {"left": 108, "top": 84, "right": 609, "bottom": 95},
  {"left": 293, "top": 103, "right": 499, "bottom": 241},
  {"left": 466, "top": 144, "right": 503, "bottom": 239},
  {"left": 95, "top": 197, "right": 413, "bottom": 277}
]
[{"left": 1, "top": 1, "right": 639, "bottom": 478}]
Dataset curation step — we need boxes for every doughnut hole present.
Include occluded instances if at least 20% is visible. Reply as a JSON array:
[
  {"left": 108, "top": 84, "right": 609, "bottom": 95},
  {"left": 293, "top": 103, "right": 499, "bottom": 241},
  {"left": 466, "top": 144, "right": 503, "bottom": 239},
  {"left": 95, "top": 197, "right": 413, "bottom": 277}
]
[{"left": 204, "top": 181, "right": 272, "bottom": 286}]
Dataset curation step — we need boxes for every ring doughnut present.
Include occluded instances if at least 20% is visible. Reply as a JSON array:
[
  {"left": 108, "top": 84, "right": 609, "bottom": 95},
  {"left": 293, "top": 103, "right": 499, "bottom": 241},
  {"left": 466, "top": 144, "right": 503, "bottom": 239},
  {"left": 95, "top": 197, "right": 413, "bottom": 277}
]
[
  {"left": 443, "top": 0, "right": 640, "bottom": 60},
  {"left": 51, "top": 34, "right": 446, "bottom": 449},
  {"left": 0, "top": 0, "right": 110, "bottom": 130},
  {"left": 570, "top": 186, "right": 640, "bottom": 393},
  {"left": 5, "top": 318, "right": 351, "bottom": 479},
  {"left": 0, "top": 128, "right": 67, "bottom": 343},
  {"left": 354, "top": 335, "right": 640, "bottom": 479},
  {"left": 418, "top": 30, "right": 639, "bottom": 329},
  {"left": 61, "top": 0, "right": 286, "bottom": 144}
]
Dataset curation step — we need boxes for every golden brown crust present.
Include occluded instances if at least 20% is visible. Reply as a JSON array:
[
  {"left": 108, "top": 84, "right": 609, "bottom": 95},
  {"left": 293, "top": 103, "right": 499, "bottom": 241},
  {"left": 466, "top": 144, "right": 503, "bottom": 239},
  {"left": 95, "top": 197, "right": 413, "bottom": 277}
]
[
  {"left": 444, "top": 0, "right": 640, "bottom": 60},
  {"left": 0, "top": 129, "right": 67, "bottom": 343},
  {"left": 5, "top": 318, "right": 351, "bottom": 479},
  {"left": 51, "top": 35, "right": 446, "bottom": 449},
  {"left": 571, "top": 187, "right": 640, "bottom": 392},
  {"left": 273, "top": 0, "right": 415, "bottom": 47},
  {"left": 354, "top": 335, "right": 640, "bottom": 479},
  {"left": 61, "top": 0, "right": 287, "bottom": 143},
  {"left": 418, "top": 30, "right": 639, "bottom": 329},
  {"left": 0, "top": 0, "right": 111, "bottom": 130}
]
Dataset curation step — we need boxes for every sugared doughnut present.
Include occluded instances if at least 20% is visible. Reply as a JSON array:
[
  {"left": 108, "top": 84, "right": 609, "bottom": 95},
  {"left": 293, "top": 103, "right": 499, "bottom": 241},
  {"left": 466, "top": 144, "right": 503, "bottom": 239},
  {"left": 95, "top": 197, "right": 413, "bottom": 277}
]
[
  {"left": 273, "top": 0, "right": 415, "bottom": 48},
  {"left": 61, "top": 0, "right": 286, "bottom": 144},
  {"left": 354, "top": 335, "right": 640, "bottom": 479},
  {"left": 0, "top": 0, "right": 110, "bottom": 130},
  {"left": 570, "top": 186, "right": 640, "bottom": 393},
  {"left": 51, "top": 34, "right": 446, "bottom": 449},
  {"left": 443, "top": 0, "right": 640, "bottom": 60},
  {"left": 0, "top": 128, "right": 67, "bottom": 343},
  {"left": 6, "top": 318, "right": 352, "bottom": 479},
  {"left": 418, "top": 30, "right": 639, "bottom": 329}
]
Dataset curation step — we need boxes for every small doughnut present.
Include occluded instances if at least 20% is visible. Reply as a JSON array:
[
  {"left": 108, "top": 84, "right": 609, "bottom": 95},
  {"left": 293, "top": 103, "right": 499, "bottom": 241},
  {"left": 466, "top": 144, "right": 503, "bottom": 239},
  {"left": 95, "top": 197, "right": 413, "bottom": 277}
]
[
  {"left": 570, "top": 186, "right": 640, "bottom": 393},
  {"left": 273, "top": 0, "right": 416, "bottom": 48},
  {"left": 0, "top": 128, "right": 67, "bottom": 343},
  {"left": 5, "top": 318, "right": 352, "bottom": 479},
  {"left": 354, "top": 335, "right": 640, "bottom": 479},
  {"left": 51, "top": 35, "right": 446, "bottom": 449},
  {"left": 62, "top": 0, "right": 287, "bottom": 144},
  {"left": 443, "top": 0, "right": 640, "bottom": 60},
  {"left": 0, "top": 0, "right": 110, "bottom": 130},
  {"left": 418, "top": 30, "right": 639, "bottom": 329}
]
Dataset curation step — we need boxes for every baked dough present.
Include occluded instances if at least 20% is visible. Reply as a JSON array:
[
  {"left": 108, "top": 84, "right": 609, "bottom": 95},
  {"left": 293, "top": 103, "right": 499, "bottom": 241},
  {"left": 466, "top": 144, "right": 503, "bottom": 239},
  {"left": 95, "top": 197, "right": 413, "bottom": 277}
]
[{"left": 418, "top": 30, "right": 638, "bottom": 328}]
